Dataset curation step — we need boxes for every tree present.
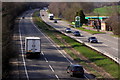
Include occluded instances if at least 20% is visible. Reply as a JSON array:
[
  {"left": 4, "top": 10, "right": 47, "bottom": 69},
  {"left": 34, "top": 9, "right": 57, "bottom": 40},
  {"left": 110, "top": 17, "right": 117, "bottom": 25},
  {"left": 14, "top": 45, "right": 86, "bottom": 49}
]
[
  {"left": 49, "top": 2, "right": 94, "bottom": 22},
  {"left": 76, "top": 10, "right": 88, "bottom": 26}
]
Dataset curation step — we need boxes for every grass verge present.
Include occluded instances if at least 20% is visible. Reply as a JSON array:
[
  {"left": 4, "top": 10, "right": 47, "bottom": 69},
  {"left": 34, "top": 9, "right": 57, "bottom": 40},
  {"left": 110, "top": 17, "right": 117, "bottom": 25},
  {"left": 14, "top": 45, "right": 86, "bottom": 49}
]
[
  {"left": 111, "top": 34, "right": 120, "bottom": 38},
  {"left": 76, "top": 27, "right": 105, "bottom": 34},
  {"left": 33, "top": 11, "right": 119, "bottom": 78}
]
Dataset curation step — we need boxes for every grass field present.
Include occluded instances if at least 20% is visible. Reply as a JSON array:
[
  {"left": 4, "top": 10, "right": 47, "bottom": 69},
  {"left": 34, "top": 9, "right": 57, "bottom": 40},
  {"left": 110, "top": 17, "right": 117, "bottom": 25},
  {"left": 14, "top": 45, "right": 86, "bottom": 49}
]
[
  {"left": 93, "top": 5, "right": 120, "bottom": 16},
  {"left": 33, "top": 11, "right": 119, "bottom": 78}
]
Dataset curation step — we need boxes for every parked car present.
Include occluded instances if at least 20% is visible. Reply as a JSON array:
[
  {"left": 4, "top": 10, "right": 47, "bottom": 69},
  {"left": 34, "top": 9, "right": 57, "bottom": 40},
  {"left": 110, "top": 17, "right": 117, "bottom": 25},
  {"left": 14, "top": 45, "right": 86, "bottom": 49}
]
[
  {"left": 54, "top": 20, "right": 57, "bottom": 23},
  {"left": 67, "top": 64, "right": 84, "bottom": 77},
  {"left": 73, "top": 31, "right": 81, "bottom": 36},
  {"left": 88, "top": 37, "right": 98, "bottom": 43},
  {"left": 65, "top": 28, "right": 72, "bottom": 33}
]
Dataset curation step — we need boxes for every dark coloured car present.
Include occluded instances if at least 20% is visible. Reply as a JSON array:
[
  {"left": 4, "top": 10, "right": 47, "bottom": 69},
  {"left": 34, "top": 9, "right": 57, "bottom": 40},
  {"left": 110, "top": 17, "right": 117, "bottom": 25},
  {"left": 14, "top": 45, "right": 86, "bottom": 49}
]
[
  {"left": 73, "top": 31, "right": 81, "bottom": 36},
  {"left": 54, "top": 20, "right": 57, "bottom": 23},
  {"left": 67, "top": 64, "right": 84, "bottom": 77},
  {"left": 88, "top": 37, "right": 98, "bottom": 43},
  {"left": 22, "top": 17, "right": 25, "bottom": 19},
  {"left": 65, "top": 28, "right": 72, "bottom": 33}
]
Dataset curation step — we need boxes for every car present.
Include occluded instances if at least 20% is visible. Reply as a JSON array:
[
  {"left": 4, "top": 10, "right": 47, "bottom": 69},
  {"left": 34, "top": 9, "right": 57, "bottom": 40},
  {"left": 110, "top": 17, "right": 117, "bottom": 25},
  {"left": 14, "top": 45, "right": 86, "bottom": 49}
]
[
  {"left": 88, "top": 37, "right": 98, "bottom": 43},
  {"left": 65, "top": 28, "right": 72, "bottom": 33},
  {"left": 73, "top": 31, "right": 81, "bottom": 36},
  {"left": 22, "top": 17, "right": 25, "bottom": 19},
  {"left": 67, "top": 64, "right": 84, "bottom": 77},
  {"left": 54, "top": 20, "right": 57, "bottom": 23}
]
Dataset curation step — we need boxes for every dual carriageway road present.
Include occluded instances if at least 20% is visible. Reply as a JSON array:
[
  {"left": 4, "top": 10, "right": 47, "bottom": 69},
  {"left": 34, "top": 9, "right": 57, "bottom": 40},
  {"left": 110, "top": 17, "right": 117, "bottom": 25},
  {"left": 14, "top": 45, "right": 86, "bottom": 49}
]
[{"left": 11, "top": 9, "right": 94, "bottom": 80}]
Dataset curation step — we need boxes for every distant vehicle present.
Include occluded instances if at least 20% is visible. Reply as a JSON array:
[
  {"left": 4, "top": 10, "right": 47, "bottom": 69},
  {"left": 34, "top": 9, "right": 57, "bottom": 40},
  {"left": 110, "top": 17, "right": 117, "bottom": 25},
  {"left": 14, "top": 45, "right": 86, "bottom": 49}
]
[
  {"left": 22, "top": 17, "right": 25, "bottom": 19},
  {"left": 48, "top": 13, "right": 54, "bottom": 20},
  {"left": 67, "top": 64, "right": 84, "bottom": 77},
  {"left": 25, "top": 37, "right": 41, "bottom": 58},
  {"left": 43, "top": 7, "right": 48, "bottom": 11},
  {"left": 54, "top": 20, "right": 57, "bottom": 23},
  {"left": 88, "top": 37, "right": 98, "bottom": 43},
  {"left": 65, "top": 28, "right": 72, "bottom": 33},
  {"left": 73, "top": 31, "right": 81, "bottom": 36}
]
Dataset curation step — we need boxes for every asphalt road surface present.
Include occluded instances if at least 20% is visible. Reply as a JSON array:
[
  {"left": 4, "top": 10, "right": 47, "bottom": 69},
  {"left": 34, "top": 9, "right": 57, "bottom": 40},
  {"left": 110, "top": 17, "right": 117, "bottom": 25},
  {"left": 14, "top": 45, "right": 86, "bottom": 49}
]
[
  {"left": 40, "top": 10, "right": 119, "bottom": 64},
  {"left": 11, "top": 9, "right": 95, "bottom": 80}
]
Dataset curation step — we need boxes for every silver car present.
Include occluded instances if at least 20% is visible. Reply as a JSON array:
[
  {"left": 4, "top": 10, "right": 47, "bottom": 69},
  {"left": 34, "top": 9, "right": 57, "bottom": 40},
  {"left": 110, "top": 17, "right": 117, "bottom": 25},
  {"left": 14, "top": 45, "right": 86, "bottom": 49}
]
[{"left": 88, "top": 37, "right": 98, "bottom": 43}]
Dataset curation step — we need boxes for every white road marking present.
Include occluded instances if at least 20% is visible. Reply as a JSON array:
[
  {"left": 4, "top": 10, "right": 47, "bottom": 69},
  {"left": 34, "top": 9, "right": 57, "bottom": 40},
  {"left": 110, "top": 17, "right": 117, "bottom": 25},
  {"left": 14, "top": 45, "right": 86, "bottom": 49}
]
[
  {"left": 31, "top": 14, "right": 73, "bottom": 65},
  {"left": 83, "top": 68, "right": 90, "bottom": 80},
  {"left": 49, "top": 65, "right": 55, "bottom": 72},
  {"left": 41, "top": 52, "right": 48, "bottom": 62},
  {"left": 19, "top": 19, "right": 29, "bottom": 80},
  {"left": 44, "top": 57, "right": 48, "bottom": 62},
  {"left": 41, "top": 52, "right": 44, "bottom": 55},
  {"left": 84, "top": 75, "right": 90, "bottom": 80},
  {"left": 55, "top": 75, "right": 60, "bottom": 80},
  {"left": 103, "top": 44, "right": 118, "bottom": 51},
  {"left": 96, "top": 35, "right": 118, "bottom": 45},
  {"left": 31, "top": 10, "right": 91, "bottom": 79},
  {"left": 45, "top": 14, "right": 120, "bottom": 64}
]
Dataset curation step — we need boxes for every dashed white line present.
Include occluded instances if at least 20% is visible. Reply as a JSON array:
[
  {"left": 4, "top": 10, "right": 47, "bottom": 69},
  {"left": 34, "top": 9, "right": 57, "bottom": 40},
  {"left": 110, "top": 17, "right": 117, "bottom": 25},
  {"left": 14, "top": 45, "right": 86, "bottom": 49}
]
[
  {"left": 55, "top": 75, "right": 60, "bottom": 80},
  {"left": 44, "top": 57, "right": 48, "bottom": 62},
  {"left": 96, "top": 35, "right": 118, "bottom": 45},
  {"left": 103, "top": 44, "right": 118, "bottom": 51},
  {"left": 49, "top": 65, "right": 55, "bottom": 72},
  {"left": 31, "top": 16, "right": 73, "bottom": 65},
  {"left": 84, "top": 75, "right": 90, "bottom": 80},
  {"left": 19, "top": 19, "right": 29, "bottom": 80},
  {"left": 32, "top": 11, "right": 90, "bottom": 79},
  {"left": 41, "top": 52, "right": 44, "bottom": 55}
]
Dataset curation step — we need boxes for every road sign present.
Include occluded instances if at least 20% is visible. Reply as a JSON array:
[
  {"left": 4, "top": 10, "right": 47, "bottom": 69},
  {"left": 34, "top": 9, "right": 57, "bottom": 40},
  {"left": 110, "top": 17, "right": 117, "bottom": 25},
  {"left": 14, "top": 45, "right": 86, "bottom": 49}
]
[{"left": 75, "top": 16, "right": 81, "bottom": 27}]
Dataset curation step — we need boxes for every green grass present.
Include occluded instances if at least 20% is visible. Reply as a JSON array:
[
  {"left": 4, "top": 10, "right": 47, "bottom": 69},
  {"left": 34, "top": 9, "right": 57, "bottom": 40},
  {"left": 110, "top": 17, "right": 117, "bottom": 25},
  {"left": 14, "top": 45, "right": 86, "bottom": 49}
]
[
  {"left": 33, "top": 11, "right": 119, "bottom": 78},
  {"left": 77, "top": 27, "right": 105, "bottom": 34},
  {"left": 93, "top": 5, "right": 120, "bottom": 16},
  {"left": 111, "top": 34, "right": 120, "bottom": 38}
]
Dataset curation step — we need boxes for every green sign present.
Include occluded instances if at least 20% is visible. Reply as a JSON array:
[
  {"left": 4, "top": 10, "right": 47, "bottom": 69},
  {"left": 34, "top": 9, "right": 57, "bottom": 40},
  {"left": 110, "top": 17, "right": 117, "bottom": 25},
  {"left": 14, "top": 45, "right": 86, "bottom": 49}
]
[{"left": 75, "top": 16, "right": 80, "bottom": 27}]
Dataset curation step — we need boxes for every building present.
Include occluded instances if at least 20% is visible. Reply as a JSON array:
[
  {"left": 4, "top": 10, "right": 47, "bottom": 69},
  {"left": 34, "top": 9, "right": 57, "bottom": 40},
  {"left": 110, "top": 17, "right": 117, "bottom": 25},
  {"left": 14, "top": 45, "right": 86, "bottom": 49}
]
[{"left": 85, "top": 16, "right": 110, "bottom": 31}]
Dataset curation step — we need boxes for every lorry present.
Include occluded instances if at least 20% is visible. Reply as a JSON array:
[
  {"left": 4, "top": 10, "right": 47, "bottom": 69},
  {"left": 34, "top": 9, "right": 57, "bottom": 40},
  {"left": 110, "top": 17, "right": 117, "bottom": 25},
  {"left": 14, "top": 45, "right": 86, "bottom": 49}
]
[
  {"left": 25, "top": 37, "right": 41, "bottom": 58},
  {"left": 48, "top": 13, "right": 54, "bottom": 20}
]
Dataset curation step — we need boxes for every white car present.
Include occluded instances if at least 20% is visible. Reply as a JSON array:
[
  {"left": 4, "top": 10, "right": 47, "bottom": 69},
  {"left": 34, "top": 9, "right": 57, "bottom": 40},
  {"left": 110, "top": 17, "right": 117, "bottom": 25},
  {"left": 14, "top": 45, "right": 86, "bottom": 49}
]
[{"left": 65, "top": 28, "right": 72, "bottom": 33}]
